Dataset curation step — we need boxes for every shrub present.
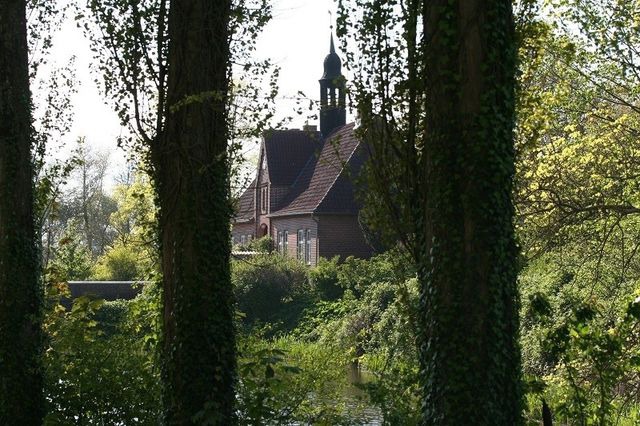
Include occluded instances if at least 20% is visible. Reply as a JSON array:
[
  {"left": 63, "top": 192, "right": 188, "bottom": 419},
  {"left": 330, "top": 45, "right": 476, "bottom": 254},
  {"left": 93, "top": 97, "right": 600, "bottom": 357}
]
[
  {"left": 92, "top": 242, "right": 151, "bottom": 281},
  {"left": 519, "top": 254, "right": 640, "bottom": 424},
  {"left": 43, "top": 295, "right": 161, "bottom": 424},
  {"left": 335, "top": 251, "right": 410, "bottom": 296},
  {"left": 49, "top": 227, "right": 93, "bottom": 281},
  {"left": 94, "top": 299, "right": 128, "bottom": 336},
  {"left": 248, "top": 235, "right": 273, "bottom": 253},
  {"left": 232, "top": 254, "right": 310, "bottom": 327},
  {"left": 308, "top": 256, "right": 343, "bottom": 300},
  {"left": 236, "top": 335, "right": 367, "bottom": 425}
]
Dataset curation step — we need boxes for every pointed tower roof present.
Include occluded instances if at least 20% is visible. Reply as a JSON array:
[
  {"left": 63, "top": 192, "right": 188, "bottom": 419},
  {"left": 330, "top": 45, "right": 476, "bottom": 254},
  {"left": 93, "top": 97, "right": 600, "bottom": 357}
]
[{"left": 322, "top": 33, "right": 342, "bottom": 80}]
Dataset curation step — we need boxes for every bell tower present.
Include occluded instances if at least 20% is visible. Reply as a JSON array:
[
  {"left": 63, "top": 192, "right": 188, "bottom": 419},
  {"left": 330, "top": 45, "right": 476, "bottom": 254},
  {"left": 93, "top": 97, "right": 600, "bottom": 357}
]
[{"left": 319, "top": 33, "right": 346, "bottom": 137}]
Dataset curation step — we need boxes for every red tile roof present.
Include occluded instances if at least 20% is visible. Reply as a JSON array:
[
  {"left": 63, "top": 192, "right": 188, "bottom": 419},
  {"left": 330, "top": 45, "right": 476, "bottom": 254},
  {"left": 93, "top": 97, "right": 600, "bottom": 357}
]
[
  {"left": 269, "top": 123, "right": 362, "bottom": 216},
  {"left": 233, "top": 178, "right": 255, "bottom": 223},
  {"left": 232, "top": 123, "right": 364, "bottom": 224},
  {"left": 263, "top": 129, "right": 322, "bottom": 186}
]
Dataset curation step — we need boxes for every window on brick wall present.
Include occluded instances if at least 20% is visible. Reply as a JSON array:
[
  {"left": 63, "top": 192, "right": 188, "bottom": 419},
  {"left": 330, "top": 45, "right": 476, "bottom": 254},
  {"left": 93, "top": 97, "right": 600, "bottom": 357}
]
[
  {"left": 283, "top": 230, "right": 289, "bottom": 255},
  {"left": 297, "top": 229, "right": 304, "bottom": 260},
  {"left": 261, "top": 187, "right": 268, "bottom": 213},
  {"left": 277, "top": 231, "right": 283, "bottom": 253},
  {"left": 305, "top": 229, "right": 311, "bottom": 264}
]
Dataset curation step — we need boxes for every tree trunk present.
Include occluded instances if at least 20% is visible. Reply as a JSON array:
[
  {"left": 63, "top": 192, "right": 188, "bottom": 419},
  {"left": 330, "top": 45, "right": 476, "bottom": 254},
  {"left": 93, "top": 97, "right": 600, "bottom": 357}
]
[
  {"left": 418, "top": 1, "right": 522, "bottom": 423},
  {"left": 157, "top": 0, "right": 235, "bottom": 423},
  {"left": 0, "top": 0, "right": 44, "bottom": 423}
]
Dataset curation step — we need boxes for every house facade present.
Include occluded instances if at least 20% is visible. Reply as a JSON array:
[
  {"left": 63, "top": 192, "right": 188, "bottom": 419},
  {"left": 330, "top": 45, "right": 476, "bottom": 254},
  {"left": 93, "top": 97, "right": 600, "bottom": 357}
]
[{"left": 231, "top": 34, "right": 373, "bottom": 266}]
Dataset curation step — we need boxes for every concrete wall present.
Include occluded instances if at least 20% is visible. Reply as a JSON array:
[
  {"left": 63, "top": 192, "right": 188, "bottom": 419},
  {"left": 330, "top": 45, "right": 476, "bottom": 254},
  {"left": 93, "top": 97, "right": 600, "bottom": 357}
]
[{"left": 64, "top": 281, "right": 144, "bottom": 307}]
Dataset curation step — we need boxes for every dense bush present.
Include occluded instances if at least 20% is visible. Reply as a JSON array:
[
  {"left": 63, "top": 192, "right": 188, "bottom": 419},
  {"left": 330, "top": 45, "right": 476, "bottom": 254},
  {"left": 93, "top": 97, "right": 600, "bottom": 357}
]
[
  {"left": 43, "top": 292, "right": 162, "bottom": 424},
  {"left": 232, "top": 253, "right": 311, "bottom": 328},
  {"left": 92, "top": 242, "right": 153, "bottom": 281},
  {"left": 230, "top": 250, "right": 420, "bottom": 423},
  {"left": 520, "top": 253, "right": 640, "bottom": 424},
  {"left": 308, "top": 256, "right": 343, "bottom": 300},
  {"left": 40, "top": 250, "right": 448, "bottom": 425},
  {"left": 49, "top": 226, "right": 93, "bottom": 281},
  {"left": 334, "top": 253, "right": 403, "bottom": 296},
  {"left": 44, "top": 247, "right": 640, "bottom": 425},
  {"left": 44, "top": 274, "right": 378, "bottom": 424},
  {"left": 233, "top": 236, "right": 274, "bottom": 253},
  {"left": 248, "top": 235, "right": 273, "bottom": 253},
  {"left": 236, "top": 335, "right": 368, "bottom": 425}
]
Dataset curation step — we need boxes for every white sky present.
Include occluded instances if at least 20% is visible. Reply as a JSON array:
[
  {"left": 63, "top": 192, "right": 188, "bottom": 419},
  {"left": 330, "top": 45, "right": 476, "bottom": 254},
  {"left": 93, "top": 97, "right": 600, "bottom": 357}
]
[{"left": 39, "top": 0, "right": 342, "bottom": 186}]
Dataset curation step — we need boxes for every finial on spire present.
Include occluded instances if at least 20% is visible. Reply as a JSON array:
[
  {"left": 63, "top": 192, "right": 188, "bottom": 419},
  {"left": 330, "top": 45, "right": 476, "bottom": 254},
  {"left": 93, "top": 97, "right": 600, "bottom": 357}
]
[{"left": 329, "top": 10, "right": 335, "bottom": 53}]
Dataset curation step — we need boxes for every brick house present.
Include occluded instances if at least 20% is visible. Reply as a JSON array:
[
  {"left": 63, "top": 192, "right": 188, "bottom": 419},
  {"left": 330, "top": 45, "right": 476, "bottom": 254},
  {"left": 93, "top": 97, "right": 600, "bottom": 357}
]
[{"left": 231, "top": 34, "right": 373, "bottom": 266}]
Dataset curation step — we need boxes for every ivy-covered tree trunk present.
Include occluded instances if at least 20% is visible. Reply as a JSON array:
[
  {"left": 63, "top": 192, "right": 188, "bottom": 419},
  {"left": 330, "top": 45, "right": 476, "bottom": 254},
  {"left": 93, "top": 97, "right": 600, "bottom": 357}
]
[
  {"left": 157, "top": 0, "right": 235, "bottom": 423},
  {"left": 0, "top": 0, "right": 44, "bottom": 423},
  {"left": 418, "top": 1, "right": 522, "bottom": 424}
]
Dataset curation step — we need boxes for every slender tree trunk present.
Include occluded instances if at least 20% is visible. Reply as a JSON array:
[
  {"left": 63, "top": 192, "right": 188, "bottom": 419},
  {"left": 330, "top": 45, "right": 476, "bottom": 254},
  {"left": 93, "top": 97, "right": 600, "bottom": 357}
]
[
  {"left": 157, "top": 0, "right": 235, "bottom": 423},
  {"left": 82, "top": 158, "right": 92, "bottom": 254},
  {"left": 417, "top": 1, "right": 522, "bottom": 424},
  {"left": 0, "top": 0, "right": 44, "bottom": 423}
]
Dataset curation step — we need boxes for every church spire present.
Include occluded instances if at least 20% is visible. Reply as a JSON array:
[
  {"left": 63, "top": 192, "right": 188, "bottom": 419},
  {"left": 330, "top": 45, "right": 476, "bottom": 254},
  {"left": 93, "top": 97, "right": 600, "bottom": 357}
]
[{"left": 319, "top": 29, "right": 346, "bottom": 137}]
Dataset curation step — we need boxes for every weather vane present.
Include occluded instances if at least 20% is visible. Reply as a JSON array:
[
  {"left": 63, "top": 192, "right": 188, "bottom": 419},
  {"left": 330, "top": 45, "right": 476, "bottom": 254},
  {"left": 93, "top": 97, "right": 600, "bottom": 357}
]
[{"left": 329, "top": 10, "right": 333, "bottom": 31}]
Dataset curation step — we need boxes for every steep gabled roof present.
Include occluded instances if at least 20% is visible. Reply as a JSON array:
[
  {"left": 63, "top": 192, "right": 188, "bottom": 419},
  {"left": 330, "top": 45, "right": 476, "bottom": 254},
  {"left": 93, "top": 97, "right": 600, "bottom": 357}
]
[
  {"left": 270, "top": 123, "right": 361, "bottom": 216},
  {"left": 233, "top": 178, "right": 255, "bottom": 223},
  {"left": 315, "top": 145, "right": 366, "bottom": 214},
  {"left": 263, "top": 129, "right": 322, "bottom": 186}
]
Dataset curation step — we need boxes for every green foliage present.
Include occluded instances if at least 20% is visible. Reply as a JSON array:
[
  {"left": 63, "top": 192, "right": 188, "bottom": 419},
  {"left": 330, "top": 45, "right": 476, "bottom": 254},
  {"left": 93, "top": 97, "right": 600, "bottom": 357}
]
[
  {"left": 300, "top": 279, "right": 418, "bottom": 363},
  {"left": 43, "top": 294, "right": 161, "bottom": 424},
  {"left": 109, "top": 172, "right": 157, "bottom": 249},
  {"left": 236, "top": 336, "right": 362, "bottom": 425},
  {"left": 520, "top": 254, "right": 640, "bottom": 424},
  {"left": 49, "top": 224, "right": 93, "bottom": 281},
  {"left": 513, "top": 3, "right": 640, "bottom": 422},
  {"left": 297, "top": 256, "right": 420, "bottom": 424},
  {"left": 229, "top": 251, "right": 420, "bottom": 423},
  {"left": 248, "top": 235, "right": 273, "bottom": 253},
  {"left": 308, "top": 256, "right": 343, "bottom": 300},
  {"left": 356, "top": 357, "right": 420, "bottom": 426},
  {"left": 338, "top": 0, "right": 522, "bottom": 421},
  {"left": 335, "top": 254, "right": 401, "bottom": 296},
  {"left": 92, "top": 241, "right": 149, "bottom": 281},
  {"left": 233, "top": 253, "right": 310, "bottom": 328},
  {"left": 309, "top": 251, "right": 411, "bottom": 301}
]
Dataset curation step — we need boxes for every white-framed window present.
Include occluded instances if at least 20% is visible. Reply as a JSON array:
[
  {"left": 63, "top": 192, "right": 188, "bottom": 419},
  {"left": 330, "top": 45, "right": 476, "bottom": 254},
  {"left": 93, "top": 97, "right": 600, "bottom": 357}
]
[
  {"left": 283, "top": 230, "right": 289, "bottom": 255},
  {"left": 305, "top": 229, "right": 311, "bottom": 264},
  {"left": 297, "top": 229, "right": 304, "bottom": 260},
  {"left": 240, "top": 235, "right": 246, "bottom": 246},
  {"left": 277, "top": 231, "right": 283, "bottom": 253}
]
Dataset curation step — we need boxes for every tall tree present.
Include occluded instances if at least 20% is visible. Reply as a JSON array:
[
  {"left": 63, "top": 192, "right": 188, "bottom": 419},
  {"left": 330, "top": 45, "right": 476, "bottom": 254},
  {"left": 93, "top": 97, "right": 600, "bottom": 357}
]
[
  {"left": 76, "top": 0, "right": 273, "bottom": 422},
  {"left": 0, "top": 0, "right": 44, "bottom": 423},
  {"left": 418, "top": 1, "right": 521, "bottom": 423},
  {"left": 158, "top": 1, "right": 235, "bottom": 423},
  {"left": 338, "top": 0, "right": 522, "bottom": 422}
]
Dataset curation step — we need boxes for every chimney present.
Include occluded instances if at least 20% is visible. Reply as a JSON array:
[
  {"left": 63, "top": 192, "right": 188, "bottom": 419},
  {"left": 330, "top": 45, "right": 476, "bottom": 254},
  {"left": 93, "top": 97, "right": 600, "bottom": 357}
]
[{"left": 302, "top": 124, "right": 317, "bottom": 132}]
